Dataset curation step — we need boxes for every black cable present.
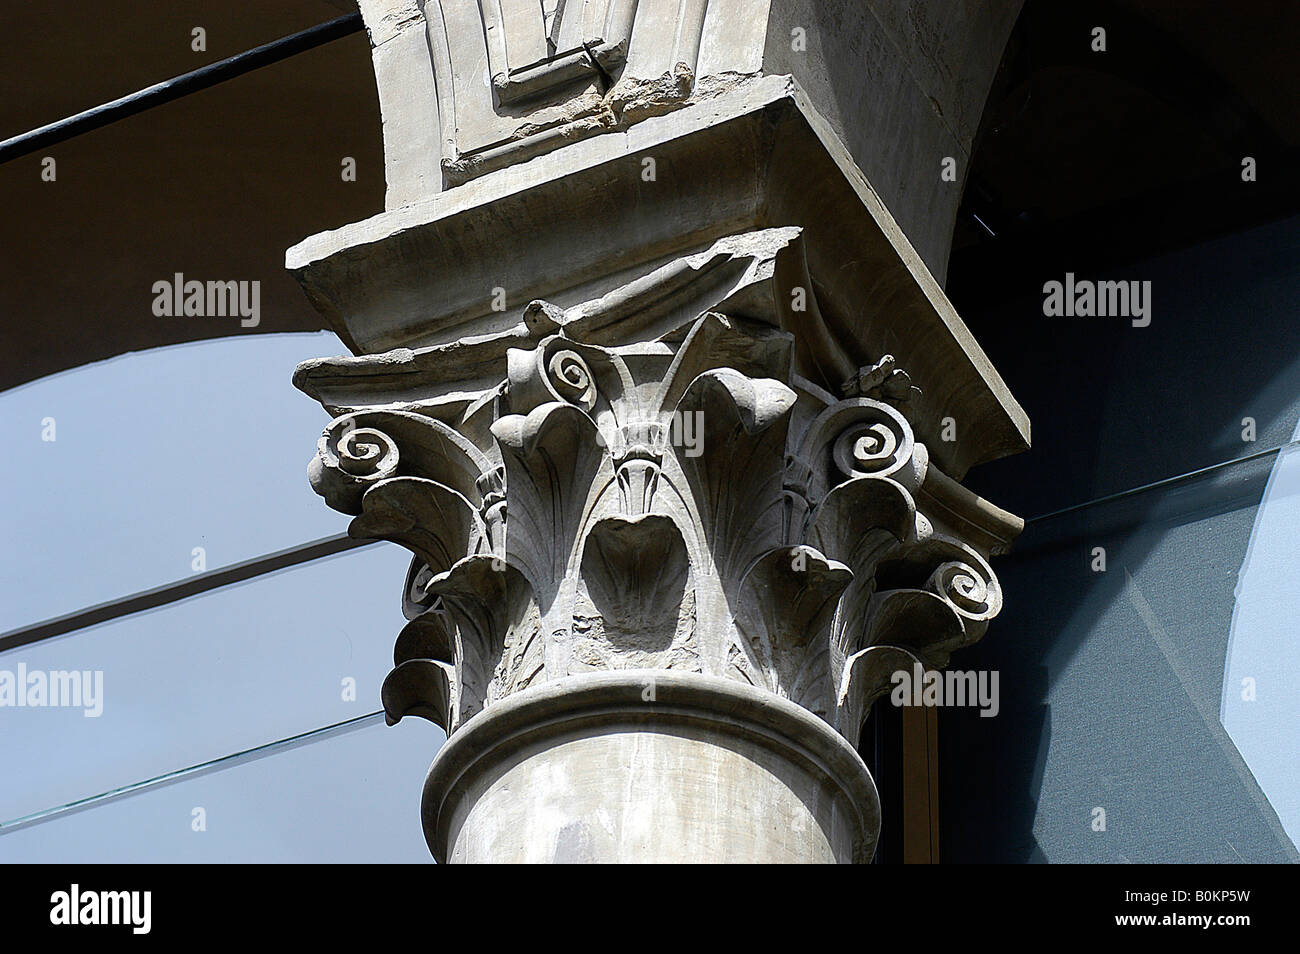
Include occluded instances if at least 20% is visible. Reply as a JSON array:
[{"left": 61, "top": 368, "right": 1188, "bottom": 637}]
[{"left": 0, "top": 13, "right": 364, "bottom": 164}]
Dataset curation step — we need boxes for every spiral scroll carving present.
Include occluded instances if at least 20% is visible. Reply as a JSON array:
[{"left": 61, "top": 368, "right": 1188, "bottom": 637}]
[
  {"left": 334, "top": 424, "right": 400, "bottom": 479},
  {"left": 299, "top": 304, "right": 1018, "bottom": 751},
  {"left": 831, "top": 407, "right": 913, "bottom": 481},
  {"left": 309, "top": 416, "right": 404, "bottom": 514},
  {"left": 547, "top": 349, "right": 597, "bottom": 411},
  {"left": 927, "top": 559, "right": 998, "bottom": 618}
]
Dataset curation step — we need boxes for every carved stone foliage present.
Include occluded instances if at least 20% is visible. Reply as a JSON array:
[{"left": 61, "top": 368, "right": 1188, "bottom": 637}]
[{"left": 299, "top": 228, "right": 1022, "bottom": 746}]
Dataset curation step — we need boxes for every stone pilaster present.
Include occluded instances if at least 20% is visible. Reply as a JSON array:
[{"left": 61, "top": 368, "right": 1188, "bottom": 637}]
[{"left": 291, "top": 0, "right": 1029, "bottom": 863}]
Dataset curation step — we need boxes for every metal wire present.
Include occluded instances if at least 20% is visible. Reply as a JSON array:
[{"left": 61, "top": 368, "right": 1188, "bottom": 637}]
[
  {"left": 1025, "top": 439, "right": 1297, "bottom": 524},
  {"left": 0, "top": 13, "right": 364, "bottom": 164},
  {"left": 0, "top": 711, "right": 387, "bottom": 835}
]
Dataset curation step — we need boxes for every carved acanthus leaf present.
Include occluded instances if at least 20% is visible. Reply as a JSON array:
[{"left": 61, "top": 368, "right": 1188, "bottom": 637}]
[
  {"left": 382, "top": 658, "right": 454, "bottom": 732},
  {"left": 674, "top": 368, "right": 796, "bottom": 593},
  {"left": 424, "top": 554, "right": 535, "bottom": 726},
  {"left": 835, "top": 645, "right": 928, "bottom": 748},
  {"left": 580, "top": 514, "right": 690, "bottom": 649},
  {"left": 350, "top": 477, "right": 487, "bottom": 577},
  {"left": 735, "top": 545, "right": 852, "bottom": 715},
  {"left": 491, "top": 401, "right": 609, "bottom": 610}
]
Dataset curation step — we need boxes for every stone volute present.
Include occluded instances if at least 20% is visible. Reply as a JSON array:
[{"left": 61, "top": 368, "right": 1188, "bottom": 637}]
[{"left": 290, "top": 0, "right": 1029, "bottom": 863}]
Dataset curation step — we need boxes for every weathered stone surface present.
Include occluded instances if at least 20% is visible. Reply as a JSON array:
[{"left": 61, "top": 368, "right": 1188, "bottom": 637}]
[
  {"left": 297, "top": 228, "right": 1022, "bottom": 861},
  {"left": 355, "top": 0, "right": 1021, "bottom": 280},
  {"left": 425, "top": 671, "right": 879, "bottom": 863},
  {"left": 293, "top": 0, "right": 1029, "bottom": 863},
  {"left": 290, "top": 79, "right": 1029, "bottom": 480},
  {"left": 301, "top": 232, "right": 1019, "bottom": 697}
]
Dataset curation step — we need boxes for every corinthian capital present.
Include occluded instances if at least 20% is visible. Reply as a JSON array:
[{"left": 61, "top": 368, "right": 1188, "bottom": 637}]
[
  {"left": 296, "top": 224, "right": 1025, "bottom": 861},
  {"left": 291, "top": 0, "right": 1027, "bottom": 863}
]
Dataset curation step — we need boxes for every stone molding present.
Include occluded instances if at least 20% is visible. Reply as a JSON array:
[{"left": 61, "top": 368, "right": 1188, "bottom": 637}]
[
  {"left": 290, "top": 79, "right": 1029, "bottom": 480},
  {"left": 354, "top": 0, "right": 1023, "bottom": 278},
  {"left": 423, "top": 670, "right": 880, "bottom": 863}
]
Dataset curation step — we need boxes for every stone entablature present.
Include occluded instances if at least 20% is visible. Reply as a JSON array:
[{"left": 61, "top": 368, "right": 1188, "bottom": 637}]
[{"left": 357, "top": 0, "right": 1022, "bottom": 279}]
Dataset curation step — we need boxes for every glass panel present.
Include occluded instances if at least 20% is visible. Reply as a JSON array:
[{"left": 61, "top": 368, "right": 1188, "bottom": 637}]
[
  {"left": 0, "top": 719, "right": 441, "bottom": 863},
  {"left": 0, "top": 542, "right": 414, "bottom": 822},
  {"left": 1221, "top": 428, "right": 1300, "bottom": 846},
  {"left": 940, "top": 451, "right": 1300, "bottom": 862},
  {"left": 0, "top": 332, "right": 355, "bottom": 631}
]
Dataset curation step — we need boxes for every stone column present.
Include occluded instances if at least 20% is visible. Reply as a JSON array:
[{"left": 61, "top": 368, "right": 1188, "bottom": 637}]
[{"left": 290, "top": 0, "right": 1029, "bottom": 863}]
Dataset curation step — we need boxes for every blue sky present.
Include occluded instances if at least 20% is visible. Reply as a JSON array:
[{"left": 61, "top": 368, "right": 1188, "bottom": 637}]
[{"left": 0, "top": 332, "right": 443, "bottom": 862}]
